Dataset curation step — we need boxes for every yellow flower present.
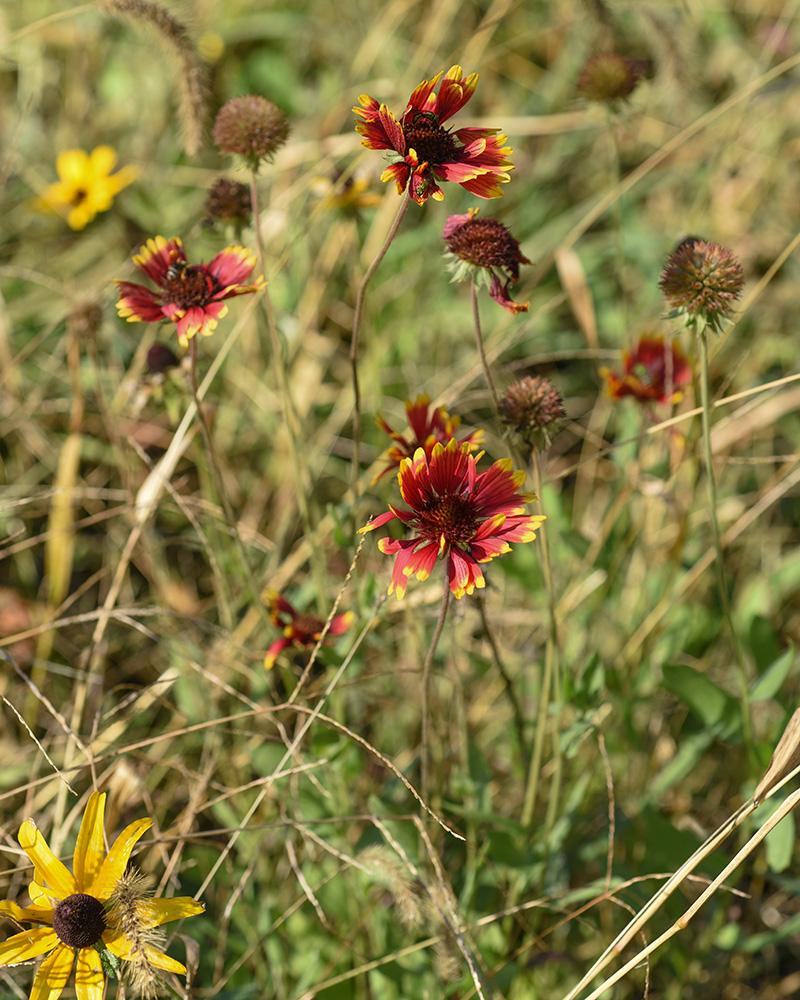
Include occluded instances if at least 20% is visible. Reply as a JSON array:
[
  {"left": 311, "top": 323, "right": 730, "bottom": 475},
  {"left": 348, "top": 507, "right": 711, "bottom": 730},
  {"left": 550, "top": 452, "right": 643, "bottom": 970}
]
[
  {"left": 0, "top": 791, "right": 204, "bottom": 1000},
  {"left": 38, "top": 147, "right": 138, "bottom": 230}
]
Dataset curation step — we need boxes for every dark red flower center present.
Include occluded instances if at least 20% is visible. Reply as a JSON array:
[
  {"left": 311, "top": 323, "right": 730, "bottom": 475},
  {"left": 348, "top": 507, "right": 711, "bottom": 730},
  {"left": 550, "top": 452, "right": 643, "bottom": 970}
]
[
  {"left": 163, "top": 266, "right": 219, "bottom": 308},
  {"left": 289, "top": 612, "right": 325, "bottom": 645},
  {"left": 445, "top": 218, "right": 529, "bottom": 279},
  {"left": 52, "top": 892, "right": 107, "bottom": 948},
  {"left": 402, "top": 113, "right": 458, "bottom": 166},
  {"left": 70, "top": 188, "right": 88, "bottom": 207},
  {"left": 416, "top": 494, "right": 479, "bottom": 548}
]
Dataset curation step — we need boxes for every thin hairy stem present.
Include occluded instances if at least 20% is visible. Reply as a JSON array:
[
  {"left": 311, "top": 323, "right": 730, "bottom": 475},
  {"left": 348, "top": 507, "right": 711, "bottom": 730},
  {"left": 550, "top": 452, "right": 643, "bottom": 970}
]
[
  {"left": 470, "top": 279, "right": 501, "bottom": 418},
  {"left": 421, "top": 570, "right": 452, "bottom": 805},
  {"left": 349, "top": 190, "right": 413, "bottom": 508},
  {"left": 698, "top": 327, "right": 751, "bottom": 743}
]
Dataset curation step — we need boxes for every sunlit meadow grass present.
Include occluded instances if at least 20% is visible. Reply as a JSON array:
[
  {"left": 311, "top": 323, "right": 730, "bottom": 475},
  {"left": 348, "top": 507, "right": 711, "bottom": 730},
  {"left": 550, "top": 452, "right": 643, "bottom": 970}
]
[{"left": 2, "top": 1, "right": 800, "bottom": 998}]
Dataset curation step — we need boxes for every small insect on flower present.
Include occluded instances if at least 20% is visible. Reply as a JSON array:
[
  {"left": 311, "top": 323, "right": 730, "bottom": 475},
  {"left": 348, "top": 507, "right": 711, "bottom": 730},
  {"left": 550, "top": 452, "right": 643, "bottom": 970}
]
[{"left": 0, "top": 790, "right": 204, "bottom": 1000}]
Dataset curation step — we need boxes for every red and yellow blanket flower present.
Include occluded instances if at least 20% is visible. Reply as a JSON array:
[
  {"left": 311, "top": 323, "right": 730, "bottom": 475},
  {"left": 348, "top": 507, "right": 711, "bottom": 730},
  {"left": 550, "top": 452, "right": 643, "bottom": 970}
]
[
  {"left": 602, "top": 334, "right": 692, "bottom": 405},
  {"left": 115, "top": 236, "right": 264, "bottom": 348},
  {"left": 264, "top": 592, "right": 354, "bottom": 670},
  {"left": 0, "top": 790, "right": 204, "bottom": 1000},
  {"left": 38, "top": 146, "right": 137, "bottom": 230},
  {"left": 360, "top": 439, "right": 545, "bottom": 600},
  {"left": 353, "top": 65, "right": 513, "bottom": 205}
]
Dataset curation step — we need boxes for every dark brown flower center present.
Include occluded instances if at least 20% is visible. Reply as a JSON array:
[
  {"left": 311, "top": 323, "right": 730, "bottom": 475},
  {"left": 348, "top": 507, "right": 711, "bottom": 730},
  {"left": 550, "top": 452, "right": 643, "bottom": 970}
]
[
  {"left": 416, "top": 494, "right": 479, "bottom": 548},
  {"left": 403, "top": 113, "right": 458, "bottom": 166},
  {"left": 70, "top": 188, "right": 88, "bottom": 207},
  {"left": 445, "top": 218, "right": 528, "bottom": 278},
  {"left": 52, "top": 892, "right": 107, "bottom": 949},
  {"left": 290, "top": 612, "right": 325, "bottom": 645},
  {"left": 163, "top": 266, "right": 219, "bottom": 308}
]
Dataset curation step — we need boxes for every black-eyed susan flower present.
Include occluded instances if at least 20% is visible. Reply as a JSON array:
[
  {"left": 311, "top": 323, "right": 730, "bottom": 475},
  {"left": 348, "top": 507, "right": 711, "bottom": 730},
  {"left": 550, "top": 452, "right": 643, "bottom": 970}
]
[
  {"left": 659, "top": 239, "right": 744, "bottom": 333},
  {"left": 115, "top": 236, "right": 264, "bottom": 349},
  {"left": 601, "top": 334, "right": 692, "bottom": 404},
  {"left": 264, "top": 592, "right": 354, "bottom": 670},
  {"left": 360, "top": 439, "right": 545, "bottom": 600},
  {"left": 372, "top": 394, "right": 482, "bottom": 483},
  {"left": 353, "top": 65, "right": 513, "bottom": 205},
  {"left": 499, "top": 376, "right": 566, "bottom": 448},
  {"left": 0, "top": 790, "right": 204, "bottom": 1000},
  {"left": 38, "top": 146, "right": 137, "bottom": 230},
  {"left": 443, "top": 208, "right": 531, "bottom": 314}
]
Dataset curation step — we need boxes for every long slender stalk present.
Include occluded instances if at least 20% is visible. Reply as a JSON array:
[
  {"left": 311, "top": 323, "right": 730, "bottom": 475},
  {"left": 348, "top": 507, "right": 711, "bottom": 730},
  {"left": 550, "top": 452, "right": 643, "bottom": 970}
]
[
  {"left": 470, "top": 279, "right": 500, "bottom": 418},
  {"left": 421, "top": 570, "right": 452, "bottom": 805},
  {"left": 697, "top": 327, "right": 751, "bottom": 743},
  {"left": 350, "top": 190, "right": 413, "bottom": 508}
]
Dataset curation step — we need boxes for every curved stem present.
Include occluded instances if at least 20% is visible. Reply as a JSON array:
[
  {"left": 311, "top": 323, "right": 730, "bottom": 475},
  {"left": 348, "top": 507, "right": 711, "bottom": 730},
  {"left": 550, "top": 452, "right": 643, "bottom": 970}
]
[
  {"left": 421, "top": 569, "right": 452, "bottom": 805},
  {"left": 698, "top": 327, "right": 751, "bottom": 743},
  {"left": 470, "top": 279, "right": 501, "bottom": 419},
  {"left": 350, "top": 190, "right": 413, "bottom": 509}
]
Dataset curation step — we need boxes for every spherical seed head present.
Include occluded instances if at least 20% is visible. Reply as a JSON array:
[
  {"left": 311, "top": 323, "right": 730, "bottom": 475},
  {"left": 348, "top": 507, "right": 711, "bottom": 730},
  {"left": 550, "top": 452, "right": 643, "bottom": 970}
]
[
  {"left": 443, "top": 212, "right": 530, "bottom": 280},
  {"left": 146, "top": 343, "right": 180, "bottom": 374},
  {"left": 578, "top": 54, "right": 645, "bottom": 102},
  {"left": 204, "top": 176, "right": 252, "bottom": 222},
  {"left": 499, "top": 376, "right": 566, "bottom": 448},
  {"left": 659, "top": 240, "right": 744, "bottom": 332},
  {"left": 52, "top": 892, "right": 107, "bottom": 948},
  {"left": 212, "top": 96, "right": 291, "bottom": 167}
]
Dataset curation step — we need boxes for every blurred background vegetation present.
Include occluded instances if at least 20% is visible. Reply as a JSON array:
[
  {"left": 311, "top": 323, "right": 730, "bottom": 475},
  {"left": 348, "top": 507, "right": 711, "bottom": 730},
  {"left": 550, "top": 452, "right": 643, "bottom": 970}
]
[{"left": 2, "top": 0, "right": 800, "bottom": 998}]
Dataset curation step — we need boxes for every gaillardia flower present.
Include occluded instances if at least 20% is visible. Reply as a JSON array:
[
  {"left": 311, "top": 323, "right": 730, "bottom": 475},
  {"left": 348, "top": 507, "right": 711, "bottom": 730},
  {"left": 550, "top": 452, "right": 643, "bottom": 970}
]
[
  {"left": 264, "top": 592, "right": 354, "bottom": 670},
  {"left": 602, "top": 335, "right": 692, "bottom": 404},
  {"left": 659, "top": 239, "right": 744, "bottom": 333},
  {"left": 372, "top": 394, "right": 482, "bottom": 483},
  {"left": 499, "top": 376, "right": 566, "bottom": 448},
  {"left": 115, "top": 236, "right": 264, "bottom": 348},
  {"left": 38, "top": 146, "right": 137, "bottom": 231},
  {"left": 443, "top": 208, "right": 531, "bottom": 314},
  {"left": 360, "top": 439, "right": 545, "bottom": 600},
  {"left": 0, "top": 790, "right": 204, "bottom": 1000},
  {"left": 353, "top": 65, "right": 513, "bottom": 205}
]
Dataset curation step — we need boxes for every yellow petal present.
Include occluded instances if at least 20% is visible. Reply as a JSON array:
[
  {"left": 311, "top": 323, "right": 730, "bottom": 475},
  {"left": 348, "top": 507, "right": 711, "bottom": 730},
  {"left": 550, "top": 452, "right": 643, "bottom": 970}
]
[
  {"left": 29, "top": 880, "right": 53, "bottom": 906},
  {"left": 145, "top": 945, "right": 187, "bottom": 974},
  {"left": 55, "top": 149, "right": 90, "bottom": 184},
  {"left": 0, "top": 899, "right": 54, "bottom": 923},
  {"left": 87, "top": 145, "right": 116, "bottom": 177},
  {"left": 74, "top": 945, "right": 104, "bottom": 1000},
  {"left": 102, "top": 930, "right": 135, "bottom": 960},
  {"left": 92, "top": 817, "right": 152, "bottom": 901},
  {"left": 18, "top": 820, "right": 76, "bottom": 900},
  {"left": 140, "top": 896, "right": 205, "bottom": 929},
  {"left": 73, "top": 792, "right": 107, "bottom": 893},
  {"left": 0, "top": 927, "right": 58, "bottom": 963},
  {"left": 30, "top": 943, "right": 74, "bottom": 1000}
]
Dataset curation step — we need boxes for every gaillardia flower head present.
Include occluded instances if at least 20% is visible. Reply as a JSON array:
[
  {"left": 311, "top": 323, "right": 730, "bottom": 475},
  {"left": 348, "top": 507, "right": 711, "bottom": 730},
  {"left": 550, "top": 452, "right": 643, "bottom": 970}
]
[
  {"left": 372, "top": 394, "right": 482, "bottom": 483},
  {"left": 264, "top": 592, "right": 354, "bottom": 670},
  {"left": 37, "top": 146, "right": 137, "bottom": 230},
  {"left": 443, "top": 208, "right": 531, "bottom": 314},
  {"left": 659, "top": 239, "right": 744, "bottom": 333},
  {"left": 353, "top": 65, "right": 513, "bottom": 205},
  {"left": 499, "top": 376, "right": 566, "bottom": 448},
  {"left": 602, "top": 334, "right": 692, "bottom": 404},
  {"left": 0, "top": 790, "right": 204, "bottom": 1000},
  {"left": 360, "top": 439, "right": 545, "bottom": 600},
  {"left": 115, "top": 236, "right": 264, "bottom": 348}
]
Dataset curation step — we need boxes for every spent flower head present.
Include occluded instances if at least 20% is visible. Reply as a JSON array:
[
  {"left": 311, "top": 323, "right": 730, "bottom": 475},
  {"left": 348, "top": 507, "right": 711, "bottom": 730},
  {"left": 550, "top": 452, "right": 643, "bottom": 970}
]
[
  {"left": 115, "top": 236, "right": 264, "bottom": 348},
  {"left": 264, "top": 592, "right": 354, "bottom": 670},
  {"left": 0, "top": 790, "right": 204, "bottom": 1000},
  {"left": 212, "top": 96, "right": 291, "bottom": 169},
  {"left": 373, "top": 394, "right": 482, "bottom": 484},
  {"left": 659, "top": 239, "right": 744, "bottom": 333},
  {"left": 360, "top": 439, "right": 545, "bottom": 600},
  {"left": 602, "top": 334, "right": 692, "bottom": 405},
  {"left": 203, "top": 177, "right": 252, "bottom": 224},
  {"left": 36, "top": 146, "right": 137, "bottom": 230},
  {"left": 353, "top": 65, "right": 513, "bottom": 205},
  {"left": 499, "top": 376, "right": 566, "bottom": 448},
  {"left": 577, "top": 54, "right": 647, "bottom": 103},
  {"left": 443, "top": 208, "right": 531, "bottom": 314}
]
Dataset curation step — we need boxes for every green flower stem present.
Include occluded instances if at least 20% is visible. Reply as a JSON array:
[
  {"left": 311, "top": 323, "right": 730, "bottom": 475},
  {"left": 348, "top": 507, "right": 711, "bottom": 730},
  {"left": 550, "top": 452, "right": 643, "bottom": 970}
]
[
  {"left": 698, "top": 326, "right": 751, "bottom": 743},
  {"left": 421, "top": 569, "right": 452, "bottom": 805},
  {"left": 249, "top": 170, "right": 328, "bottom": 610},
  {"left": 349, "top": 189, "right": 413, "bottom": 511},
  {"left": 470, "top": 279, "right": 501, "bottom": 419}
]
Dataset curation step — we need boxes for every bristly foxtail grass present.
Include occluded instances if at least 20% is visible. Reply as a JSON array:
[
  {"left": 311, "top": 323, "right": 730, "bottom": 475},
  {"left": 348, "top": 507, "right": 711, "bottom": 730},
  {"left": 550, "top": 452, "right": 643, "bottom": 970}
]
[
  {"left": 104, "top": 0, "right": 210, "bottom": 156},
  {"left": 357, "top": 846, "right": 423, "bottom": 930},
  {"left": 104, "top": 869, "right": 171, "bottom": 999}
]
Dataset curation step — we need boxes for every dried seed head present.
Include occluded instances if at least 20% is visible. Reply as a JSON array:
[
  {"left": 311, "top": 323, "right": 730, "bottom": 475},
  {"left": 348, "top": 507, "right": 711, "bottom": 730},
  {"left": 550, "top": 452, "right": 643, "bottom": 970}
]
[
  {"left": 203, "top": 176, "right": 252, "bottom": 223},
  {"left": 105, "top": 869, "right": 168, "bottom": 999},
  {"left": 213, "top": 96, "right": 291, "bottom": 168},
  {"left": 578, "top": 53, "right": 646, "bottom": 101},
  {"left": 659, "top": 239, "right": 744, "bottom": 333},
  {"left": 499, "top": 376, "right": 566, "bottom": 448},
  {"left": 146, "top": 343, "right": 180, "bottom": 374}
]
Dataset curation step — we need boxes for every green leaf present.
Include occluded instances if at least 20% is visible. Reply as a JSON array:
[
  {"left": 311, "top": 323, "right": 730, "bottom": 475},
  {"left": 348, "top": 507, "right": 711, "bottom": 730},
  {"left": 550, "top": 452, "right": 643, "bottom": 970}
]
[
  {"left": 750, "top": 647, "right": 795, "bottom": 702},
  {"left": 661, "top": 663, "right": 739, "bottom": 729},
  {"left": 766, "top": 810, "right": 795, "bottom": 873}
]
